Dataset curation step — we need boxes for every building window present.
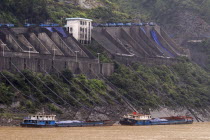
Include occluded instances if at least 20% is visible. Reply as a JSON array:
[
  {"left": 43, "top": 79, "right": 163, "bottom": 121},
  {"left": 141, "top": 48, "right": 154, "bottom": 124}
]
[
  {"left": 70, "top": 27, "right": 73, "bottom": 32},
  {"left": 80, "top": 21, "right": 82, "bottom": 25}
]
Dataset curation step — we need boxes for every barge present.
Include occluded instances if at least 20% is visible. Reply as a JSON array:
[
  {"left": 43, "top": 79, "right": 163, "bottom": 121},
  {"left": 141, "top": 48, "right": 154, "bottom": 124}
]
[
  {"left": 20, "top": 114, "right": 114, "bottom": 127},
  {"left": 56, "top": 120, "right": 114, "bottom": 127},
  {"left": 120, "top": 112, "right": 193, "bottom": 126},
  {"left": 20, "top": 114, "right": 56, "bottom": 127}
]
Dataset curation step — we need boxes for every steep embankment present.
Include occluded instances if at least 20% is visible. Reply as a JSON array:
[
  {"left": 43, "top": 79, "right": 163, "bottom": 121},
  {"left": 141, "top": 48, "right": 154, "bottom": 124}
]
[
  {"left": 1, "top": 60, "right": 210, "bottom": 125},
  {"left": 0, "top": 69, "right": 129, "bottom": 125},
  {"left": 1, "top": 0, "right": 210, "bottom": 124}
]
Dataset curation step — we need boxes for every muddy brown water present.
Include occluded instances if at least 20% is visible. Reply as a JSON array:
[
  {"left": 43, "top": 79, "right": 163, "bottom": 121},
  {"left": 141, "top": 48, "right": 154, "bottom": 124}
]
[{"left": 0, "top": 122, "right": 210, "bottom": 140}]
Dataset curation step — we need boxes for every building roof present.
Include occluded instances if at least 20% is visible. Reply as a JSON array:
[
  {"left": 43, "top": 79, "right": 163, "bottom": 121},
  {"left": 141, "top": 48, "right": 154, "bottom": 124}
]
[{"left": 66, "top": 18, "right": 92, "bottom": 21}]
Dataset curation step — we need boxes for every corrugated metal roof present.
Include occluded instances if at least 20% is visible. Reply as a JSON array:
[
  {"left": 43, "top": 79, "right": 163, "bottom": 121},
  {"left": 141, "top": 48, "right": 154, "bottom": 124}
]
[{"left": 66, "top": 18, "right": 92, "bottom": 21}]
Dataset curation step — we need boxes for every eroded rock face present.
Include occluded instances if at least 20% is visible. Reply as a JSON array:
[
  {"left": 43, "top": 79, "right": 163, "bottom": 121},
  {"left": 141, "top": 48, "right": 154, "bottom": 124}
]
[
  {"left": 0, "top": 117, "right": 21, "bottom": 126},
  {"left": 63, "top": 0, "right": 103, "bottom": 9},
  {"left": 150, "top": 107, "right": 210, "bottom": 122},
  {"left": 163, "top": 10, "right": 210, "bottom": 45},
  {"left": 161, "top": 10, "right": 210, "bottom": 69},
  {"left": 76, "top": 0, "right": 104, "bottom": 9}
]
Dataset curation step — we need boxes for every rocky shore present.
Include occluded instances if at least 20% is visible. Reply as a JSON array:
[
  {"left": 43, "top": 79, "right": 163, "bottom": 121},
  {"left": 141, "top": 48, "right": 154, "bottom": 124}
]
[{"left": 1, "top": 106, "right": 210, "bottom": 126}]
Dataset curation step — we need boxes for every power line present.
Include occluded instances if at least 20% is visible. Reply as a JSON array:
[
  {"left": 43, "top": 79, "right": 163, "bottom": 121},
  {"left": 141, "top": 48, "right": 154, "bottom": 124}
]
[
  {"left": 52, "top": 66, "right": 120, "bottom": 117},
  {"left": 52, "top": 66, "right": 100, "bottom": 106},
  {"left": 39, "top": 66, "right": 96, "bottom": 108},
  {"left": 0, "top": 71, "right": 42, "bottom": 106},
  {"left": 10, "top": 62, "right": 62, "bottom": 108}
]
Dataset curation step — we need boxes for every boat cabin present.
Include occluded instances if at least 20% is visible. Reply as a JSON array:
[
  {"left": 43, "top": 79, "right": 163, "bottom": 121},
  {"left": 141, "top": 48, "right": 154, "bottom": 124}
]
[
  {"left": 123, "top": 112, "right": 151, "bottom": 120},
  {"left": 24, "top": 114, "right": 56, "bottom": 121},
  {"left": 21, "top": 114, "right": 56, "bottom": 127}
]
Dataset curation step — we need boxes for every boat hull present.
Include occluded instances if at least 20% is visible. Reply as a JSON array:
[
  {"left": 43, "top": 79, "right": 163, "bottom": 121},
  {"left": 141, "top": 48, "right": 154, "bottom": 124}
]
[
  {"left": 20, "top": 121, "right": 114, "bottom": 127},
  {"left": 56, "top": 121, "right": 114, "bottom": 127},
  {"left": 20, "top": 123, "right": 55, "bottom": 128},
  {"left": 120, "top": 119, "right": 193, "bottom": 126}
]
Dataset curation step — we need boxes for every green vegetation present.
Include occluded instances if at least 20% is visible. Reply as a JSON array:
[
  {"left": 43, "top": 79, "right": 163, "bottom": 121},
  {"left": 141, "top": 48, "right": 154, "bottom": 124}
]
[
  {"left": 0, "top": 0, "right": 49, "bottom": 24},
  {"left": 1, "top": 0, "right": 210, "bottom": 115},
  {"left": 0, "top": 70, "right": 112, "bottom": 113},
  {"left": 86, "top": 40, "right": 112, "bottom": 63},
  {"left": 0, "top": 61, "right": 210, "bottom": 114},
  {"left": 0, "top": 0, "right": 131, "bottom": 24},
  {"left": 108, "top": 0, "right": 210, "bottom": 23},
  {"left": 109, "top": 61, "right": 210, "bottom": 110},
  {"left": 1, "top": 0, "right": 210, "bottom": 25},
  {"left": 194, "top": 39, "right": 210, "bottom": 70}
]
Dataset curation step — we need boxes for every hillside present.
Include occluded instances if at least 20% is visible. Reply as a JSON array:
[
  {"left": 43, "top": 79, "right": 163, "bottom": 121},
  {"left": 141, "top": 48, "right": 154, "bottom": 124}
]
[
  {"left": 1, "top": 0, "right": 210, "bottom": 52},
  {"left": 2, "top": 0, "right": 210, "bottom": 24},
  {"left": 0, "top": 0, "right": 210, "bottom": 124},
  {"left": 1, "top": 60, "right": 210, "bottom": 125}
]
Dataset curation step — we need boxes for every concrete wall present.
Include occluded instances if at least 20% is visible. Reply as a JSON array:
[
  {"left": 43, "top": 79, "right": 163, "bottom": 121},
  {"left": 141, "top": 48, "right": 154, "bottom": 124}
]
[
  {"left": 51, "top": 32, "right": 75, "bottom": 56},
  {"left": 0, "top": 52, "right": 114, "bottom": 77},
  {"left": 101, "top": 63, "right": 115, "bottom": 76},
  {"left": 103, "top": 28, "right": 131, "bottom": 54},
  {"left": 38, "top": 33, "right": 64, "bottom": 56},
  {"left": 128, "top": 27, "right": 162, "bottom": 57},
  {"left": 114, "top": 55, "right": 180, "bottom": 66},
  {"left": 65, "top": 35, "right": 95, "bottom": 58},
  {"left": 92, "top": 26, "right": 177, "bottom": 58},
  {"left": 120, "top": 28, "right": 149, "bottom": 57},
  {"left": 135, "top": 27, "right": 164, "bottom": 57},
  {"left": 160, "top": 28, "right": 189, "bottom": 57},
  {"left": 154, "top": 30, "right": 178, "bottom": 57},
  {"left": 92, "top": 28, "right": 121, "bottom": 55},
  {"left": 1, "top": 28, "right": 32, "bottom": 52},
  {"left": 29, "top": 33, "right": 51, "bottom": 55},
  {"left": 17, "top": 34, "right": 38, "bottom": 53},
  {"left": 0, "top": 39, "right": 10, "bottom": 51},
  {"left": 0, "top": 27, "right": 114, "bottom": 77},
  {"left": 11, "top": 28, "right": 28, "bottom": 34},
  {"left": 6, "top": 34, "right": 24, "bottom": 52},
  {"left": 105, "top": 27, "right": 140, "bottom": 56}
]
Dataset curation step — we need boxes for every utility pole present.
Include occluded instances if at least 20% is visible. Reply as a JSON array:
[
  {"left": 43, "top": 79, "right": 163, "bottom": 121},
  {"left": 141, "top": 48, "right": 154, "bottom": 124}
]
[
  {"left": 75, "top": 51, "right": 79, "bottom": 62},
  {"left": 28, "top": 47, "right": 31, "bottom": 59},
  {"left": 52, "top": 48, "right": 56, "bottom": 60},
  {"left": 97, "top": 53, "right": 100, "bottom": 74},
  {"left": 97, "top": 53, "right": 100, "bottom": 64},
  {"left": 1, "top": 43, "right": 6, "bottom": 57}
]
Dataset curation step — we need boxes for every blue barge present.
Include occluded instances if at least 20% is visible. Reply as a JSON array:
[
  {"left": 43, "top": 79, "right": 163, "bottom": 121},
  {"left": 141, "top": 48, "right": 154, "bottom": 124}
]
[
  {"left": 20, "top": 114, "right": 56, "bottom": 127},
  {"left": 56, "top": 120, "right": 113, "bottom": 127},
  {"left": 120, "top": 112, "right": 193, "bottom": 126},
  {"left": 20, "top": 114, "right": 114, "bottom": 127}
]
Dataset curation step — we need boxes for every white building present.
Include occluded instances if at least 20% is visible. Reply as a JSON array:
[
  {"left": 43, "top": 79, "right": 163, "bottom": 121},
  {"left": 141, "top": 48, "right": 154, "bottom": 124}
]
[
  {"left": 25, "top": 114, "right": 56, "bottom": 121},
  {"left": 65, "top": 18, "right": 92, "bottom": 44}
]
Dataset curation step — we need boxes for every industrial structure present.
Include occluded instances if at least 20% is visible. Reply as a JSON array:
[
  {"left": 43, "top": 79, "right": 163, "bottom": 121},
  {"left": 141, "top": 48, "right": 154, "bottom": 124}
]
[
  {"left": 0, "top": 18, "right": 190, "bottom": 76},
  {"left": 0, "top": 26, "right": 114, "bottom": 76},
  {"left": 65, "top": 18, "right": 92, "bottom": 44}
]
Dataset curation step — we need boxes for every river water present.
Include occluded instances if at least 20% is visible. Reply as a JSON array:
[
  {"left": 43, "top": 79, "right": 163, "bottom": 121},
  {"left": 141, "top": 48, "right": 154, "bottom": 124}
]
[{"left": 0, "top": 122, "right": 210, "bottom": 140}]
